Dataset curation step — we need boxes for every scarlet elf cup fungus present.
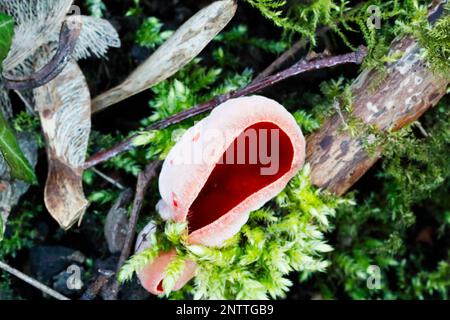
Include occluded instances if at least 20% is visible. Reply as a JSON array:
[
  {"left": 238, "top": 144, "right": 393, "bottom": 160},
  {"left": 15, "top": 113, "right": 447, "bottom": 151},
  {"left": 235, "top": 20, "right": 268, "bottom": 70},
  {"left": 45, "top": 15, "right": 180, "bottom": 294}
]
[
  {"left": 135, "top": 223, "right": 198, "bottom": 295},
  {"left": 136, "top": 96, "right": 306, "bottom": 295}
]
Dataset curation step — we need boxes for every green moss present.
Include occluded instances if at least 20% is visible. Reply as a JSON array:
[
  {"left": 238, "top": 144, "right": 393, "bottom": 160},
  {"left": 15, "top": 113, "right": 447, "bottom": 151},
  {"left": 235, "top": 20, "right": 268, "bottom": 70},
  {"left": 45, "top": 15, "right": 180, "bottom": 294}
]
[
  {"left": 414, "top": 4, "right": 450, "bottom": 80},
  {"left": 214, "top": 24, "right": 289, "bottom": 55},
  {"left": 12, "top": 112, "right": 44, "bottom": 148},
  {"left": 245, "top": 0, "right": 433, "bottom": 92},
  {"left": 135, "top": 17, "right": 173, "bottom": 49},
  {"left": 119, "top": 165, "right": 354, "bottom": 299},
  {"left": 312, "top": 97, "right": 450, "bottom": 299},
  {"left": 0, "top": 273, "right": 21, "bottom": 300},
  {"left": 246, "top": 0, "right": 344, "bottom": 46},
  {"left": 0, "top": 203, "right": 38, "bottom": 259},
  {"left": 85, "top": 0, "right": 106, "bottom": 18}
]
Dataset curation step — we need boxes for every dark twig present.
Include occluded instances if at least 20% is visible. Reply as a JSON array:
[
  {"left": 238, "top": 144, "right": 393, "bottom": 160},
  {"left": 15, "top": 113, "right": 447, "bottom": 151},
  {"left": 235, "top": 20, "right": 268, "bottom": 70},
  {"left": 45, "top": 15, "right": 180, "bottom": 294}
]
[
  {"left": 80, "top": 269, "right": 115, "bottom": 300},
  {"left": 3, "top": 21, "right": 82, "bottom": 91},
  {"left": 13, "top": 90, "right": 36, "bottom": 115},
  {"left": 85, "top": 138, "right": 136, "bottom": 170},
  {"left": 92, "top": 168, "right": 125, "bottom": 190},
  {"left": 84, "top": 46, "right": 367, "bottom": 169},
  {"left": 254, "top": 38, "right": 309, "bottom": 82},
  {"left": 254, "top": 27, "right": 329, "bottom": 81},
  {"left": 108, "top": 160, "right": 162, "bottom": 300}
]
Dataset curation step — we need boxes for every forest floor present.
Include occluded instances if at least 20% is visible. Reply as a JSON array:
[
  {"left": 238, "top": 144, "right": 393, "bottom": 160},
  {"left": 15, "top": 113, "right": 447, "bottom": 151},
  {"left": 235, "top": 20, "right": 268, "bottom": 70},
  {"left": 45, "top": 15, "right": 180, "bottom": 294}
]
[{"left": 0, "top": 0, "right": 448, "bottom": 300}]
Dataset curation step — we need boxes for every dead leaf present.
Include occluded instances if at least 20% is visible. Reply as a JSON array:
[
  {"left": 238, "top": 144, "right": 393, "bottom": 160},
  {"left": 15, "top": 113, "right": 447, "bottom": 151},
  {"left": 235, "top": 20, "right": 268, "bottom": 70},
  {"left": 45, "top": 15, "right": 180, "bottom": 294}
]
[
  {"left": 0, "top": 0, "right": 73, "bottom": 72},
  {"left": 34, "top": 60, "right": 91, "bottom": 230},
  {"left": 91, "top": 0, "right": 237, "bottom": 113},
  {"left": 64, "top": 15, "right": 121, "bottom": 60}
]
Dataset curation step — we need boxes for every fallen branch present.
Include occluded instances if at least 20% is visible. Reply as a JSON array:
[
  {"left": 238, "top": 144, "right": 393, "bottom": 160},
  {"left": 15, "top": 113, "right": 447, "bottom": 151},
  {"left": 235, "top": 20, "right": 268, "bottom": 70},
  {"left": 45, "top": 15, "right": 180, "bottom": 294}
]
[
  {"left": 306, "top": 1, "right": 449, "bottom": 195},
  {"left": 0, "top": 260, "right": 70, "bottom": 300},
  {"left": 92, "top": 168, "right": 125, "bottom": 190},
  {"left": 84, "top": 46, "right": 367, "bottom": 169},
  {"left": 108, "top": 160, "right": 162, "bottom": 300}
]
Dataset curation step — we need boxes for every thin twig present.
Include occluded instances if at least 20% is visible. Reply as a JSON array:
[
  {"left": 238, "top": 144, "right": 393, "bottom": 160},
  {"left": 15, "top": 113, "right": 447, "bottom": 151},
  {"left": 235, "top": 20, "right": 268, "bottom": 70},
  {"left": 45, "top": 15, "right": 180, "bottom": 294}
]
[
  {"left": 254, "top": 27, "right": 329, "bottom": 81},
  {"left": 414, "top": 121, "right": 429, "bottom": 138},
  {"left": 108, "top": 161, "right": 162, "bottom": 300},
  {"left": 92, "top": 168, "right": 125, "bottom": 190},
  {"left": 3, "top": 21, "right": 81, "bottom": 91},
  {"left": 254, "top": 38, "right": 308, "bottom": 82},
  {"left": 0, "top": 260, "right": 70, "bottom": 300},
  {"left": 13, "top": 90, "right": 37, "bottom": 116},
  {"left": 84, "top": 46, "right": 367, "bottom": 169}
]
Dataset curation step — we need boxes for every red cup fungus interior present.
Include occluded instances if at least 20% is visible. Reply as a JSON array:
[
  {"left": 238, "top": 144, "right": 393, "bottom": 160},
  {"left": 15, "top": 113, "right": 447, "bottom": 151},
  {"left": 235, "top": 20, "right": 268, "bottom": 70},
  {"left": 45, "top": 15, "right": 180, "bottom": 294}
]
[
  {"left": 157, "top": 281, "right": 164, "bottom": 293},
  {"left": 187, "top": 122, "right": 294, "bottom": 232}
]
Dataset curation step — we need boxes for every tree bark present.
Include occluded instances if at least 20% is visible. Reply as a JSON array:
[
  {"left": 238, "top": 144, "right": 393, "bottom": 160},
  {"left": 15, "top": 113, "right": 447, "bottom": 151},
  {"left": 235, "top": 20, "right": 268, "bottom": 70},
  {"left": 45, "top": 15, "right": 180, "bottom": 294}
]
[{"left": 306, "top": 35, "right": 448, "bottom": 195}]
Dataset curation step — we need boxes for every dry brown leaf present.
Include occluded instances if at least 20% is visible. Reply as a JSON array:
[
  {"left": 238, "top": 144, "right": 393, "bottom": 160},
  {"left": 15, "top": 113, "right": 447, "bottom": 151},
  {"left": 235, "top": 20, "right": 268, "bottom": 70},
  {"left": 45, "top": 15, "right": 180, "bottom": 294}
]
[
  {"left": 0, "top": 0, "right": 73, "bottom": 72},
  {"left": 34, "top": 60, "right": 91, "bottom": 230},
  {"left": 91, "top": 0, "right": 237, "bottom": 113},
  {"left": 61, "top": 15, "right": 121, "bottom": 60}
]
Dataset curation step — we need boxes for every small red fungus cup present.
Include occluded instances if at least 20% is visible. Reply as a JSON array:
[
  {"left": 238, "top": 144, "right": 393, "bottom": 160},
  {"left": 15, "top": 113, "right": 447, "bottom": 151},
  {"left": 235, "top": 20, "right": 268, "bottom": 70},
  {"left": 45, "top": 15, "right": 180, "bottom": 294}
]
[
  {"left": 136, "top": 96, "right": 306, "bottom": 295},
  {"left": 134, "top": 223, "right": 197, "bottom": 295}
]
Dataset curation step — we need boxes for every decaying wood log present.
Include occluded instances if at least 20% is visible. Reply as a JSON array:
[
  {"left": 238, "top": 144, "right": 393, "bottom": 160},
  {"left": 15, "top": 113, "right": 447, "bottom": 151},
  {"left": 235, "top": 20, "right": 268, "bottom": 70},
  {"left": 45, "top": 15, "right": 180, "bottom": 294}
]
[{"left": 306, "top": 33, "right": 448, "bottom": 195}]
